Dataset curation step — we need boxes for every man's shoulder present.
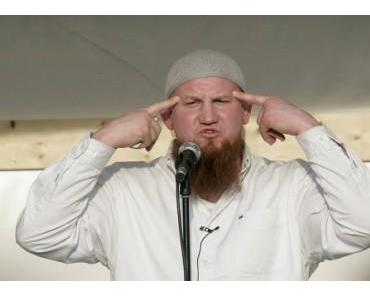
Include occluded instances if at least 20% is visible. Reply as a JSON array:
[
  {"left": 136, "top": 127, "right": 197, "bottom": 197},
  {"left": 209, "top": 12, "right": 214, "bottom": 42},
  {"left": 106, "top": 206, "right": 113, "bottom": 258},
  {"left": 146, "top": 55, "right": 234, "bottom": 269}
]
[
  {"left": 100, "top": 156, "right": 169, "bottom": 179},
  {"left": 250, "top": 153, "right": 310, "bottom": 177}
]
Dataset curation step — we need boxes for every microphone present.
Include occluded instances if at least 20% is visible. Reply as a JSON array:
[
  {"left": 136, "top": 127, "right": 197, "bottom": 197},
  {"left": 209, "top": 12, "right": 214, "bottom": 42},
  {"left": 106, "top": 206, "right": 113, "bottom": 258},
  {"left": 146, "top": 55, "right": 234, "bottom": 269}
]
[{"left": 175, "top": 142, "right": 201, "bottom": 182}]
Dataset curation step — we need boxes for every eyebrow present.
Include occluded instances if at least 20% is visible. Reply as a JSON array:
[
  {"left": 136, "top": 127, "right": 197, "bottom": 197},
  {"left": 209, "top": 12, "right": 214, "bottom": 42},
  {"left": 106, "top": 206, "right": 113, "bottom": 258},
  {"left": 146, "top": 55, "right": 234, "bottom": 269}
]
[
  {"left": 183, "top": 95, "right": 233, "bottom": 100},
  {"left": 213, "top": 96, "right": 233, "bottom": 100},
  {"left": 183, "top": 96, "right": 200, "bottom": 100}
]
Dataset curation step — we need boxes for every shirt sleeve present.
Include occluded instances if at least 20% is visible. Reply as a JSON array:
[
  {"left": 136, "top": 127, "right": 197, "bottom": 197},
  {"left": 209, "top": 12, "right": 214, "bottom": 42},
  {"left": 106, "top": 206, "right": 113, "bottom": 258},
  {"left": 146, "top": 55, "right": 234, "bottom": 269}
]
[
  {"left": 294, "top": 124, "right": 370, "bottom": 263},
  {"left": 15, "top": 134, "right": 116, "bottom": 267}
]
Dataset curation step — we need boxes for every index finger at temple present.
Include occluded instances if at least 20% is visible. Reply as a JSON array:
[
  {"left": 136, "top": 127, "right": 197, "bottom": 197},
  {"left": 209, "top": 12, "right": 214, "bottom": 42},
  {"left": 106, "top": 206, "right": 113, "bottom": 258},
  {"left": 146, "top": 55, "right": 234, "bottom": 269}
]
[
  {"left": 146, "top": 96, "right": 180, "bottom": 115},
  {"left": 233, "top": 91, "right": 268, "bottom": 106}
]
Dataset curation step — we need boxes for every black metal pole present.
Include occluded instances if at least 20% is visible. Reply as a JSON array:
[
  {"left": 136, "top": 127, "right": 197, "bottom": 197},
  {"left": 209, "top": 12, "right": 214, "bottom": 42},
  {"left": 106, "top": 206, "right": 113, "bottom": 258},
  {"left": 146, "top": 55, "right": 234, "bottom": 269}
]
[{"left": 180, "top": 177, "right": 191, "bottom": 281}]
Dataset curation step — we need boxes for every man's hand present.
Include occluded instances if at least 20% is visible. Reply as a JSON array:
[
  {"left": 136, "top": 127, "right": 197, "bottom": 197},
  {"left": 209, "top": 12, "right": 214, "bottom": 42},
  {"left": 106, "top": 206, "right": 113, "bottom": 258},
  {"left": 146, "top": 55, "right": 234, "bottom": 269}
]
[
  {"left": 233, "top": 91, "right": 320, "bottom": 145},
  {"left": 92, "top": 96, "right": 180, "bottom": 151}
]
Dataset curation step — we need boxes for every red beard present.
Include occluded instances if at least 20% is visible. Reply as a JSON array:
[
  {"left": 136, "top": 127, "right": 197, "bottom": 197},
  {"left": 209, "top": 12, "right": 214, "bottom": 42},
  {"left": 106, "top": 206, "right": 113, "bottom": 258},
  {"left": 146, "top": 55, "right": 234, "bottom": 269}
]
[{"left": 171, "top": 131, "right": 245, "bottom": 202}]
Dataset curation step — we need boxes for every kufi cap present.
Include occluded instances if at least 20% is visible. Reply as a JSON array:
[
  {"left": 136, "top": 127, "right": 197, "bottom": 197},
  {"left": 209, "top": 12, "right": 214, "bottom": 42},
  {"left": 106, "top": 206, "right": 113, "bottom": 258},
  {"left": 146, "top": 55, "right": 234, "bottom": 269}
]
[{"left": 165, "top": 49, "right": 246, "bottom": 97}]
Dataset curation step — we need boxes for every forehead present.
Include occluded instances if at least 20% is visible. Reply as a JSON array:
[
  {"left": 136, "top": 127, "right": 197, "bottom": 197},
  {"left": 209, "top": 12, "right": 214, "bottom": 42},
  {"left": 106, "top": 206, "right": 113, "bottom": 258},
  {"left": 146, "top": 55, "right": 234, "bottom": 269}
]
[{"left": 173, "top": 77, "right": 241, "bottom": 97}]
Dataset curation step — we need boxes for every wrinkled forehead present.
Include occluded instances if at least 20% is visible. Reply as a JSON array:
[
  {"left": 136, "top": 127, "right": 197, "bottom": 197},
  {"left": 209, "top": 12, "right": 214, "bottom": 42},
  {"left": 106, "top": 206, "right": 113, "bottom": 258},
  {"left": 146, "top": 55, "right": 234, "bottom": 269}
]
[{"left": 171, "top": 77, "right": 242, "bottom": 98}]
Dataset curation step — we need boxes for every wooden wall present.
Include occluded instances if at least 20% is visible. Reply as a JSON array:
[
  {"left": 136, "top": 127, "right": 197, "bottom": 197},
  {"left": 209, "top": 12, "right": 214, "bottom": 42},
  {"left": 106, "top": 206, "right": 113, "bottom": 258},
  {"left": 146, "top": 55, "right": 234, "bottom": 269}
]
[{"left": 1, "top": 109, "right": 370, "bottom": 170}]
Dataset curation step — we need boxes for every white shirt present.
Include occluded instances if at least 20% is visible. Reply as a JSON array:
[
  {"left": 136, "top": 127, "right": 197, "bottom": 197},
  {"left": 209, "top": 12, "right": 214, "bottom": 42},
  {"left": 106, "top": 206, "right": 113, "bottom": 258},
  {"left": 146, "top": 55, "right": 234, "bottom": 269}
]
[{"left": 16, "top": 125, "right": 370, "bottom": 280}]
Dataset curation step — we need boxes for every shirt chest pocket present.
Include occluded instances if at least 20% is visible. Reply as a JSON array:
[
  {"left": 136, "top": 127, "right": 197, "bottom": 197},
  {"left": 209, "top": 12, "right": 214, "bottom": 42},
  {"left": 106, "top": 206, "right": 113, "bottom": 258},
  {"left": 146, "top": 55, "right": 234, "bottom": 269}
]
[{"left": 222, "top": 208, "right": 288, "bottom": 277}]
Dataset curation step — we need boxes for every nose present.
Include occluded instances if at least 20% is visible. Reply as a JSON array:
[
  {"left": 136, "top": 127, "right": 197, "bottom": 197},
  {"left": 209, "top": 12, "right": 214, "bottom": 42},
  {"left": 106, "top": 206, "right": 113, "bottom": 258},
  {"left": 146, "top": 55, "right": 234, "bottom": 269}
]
[{"left": 199, "top": 102, "right": 218, "bottom": 125}]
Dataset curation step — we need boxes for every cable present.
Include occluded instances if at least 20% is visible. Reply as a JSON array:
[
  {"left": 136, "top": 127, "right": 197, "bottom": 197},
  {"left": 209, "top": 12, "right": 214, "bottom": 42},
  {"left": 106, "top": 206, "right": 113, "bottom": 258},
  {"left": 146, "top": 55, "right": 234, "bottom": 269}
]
[
  {"left": 196, "top": 231, "right": 211, "bottom": 281},
  {"left": 196, "top": 226, "right": 220, "bottom": 281}
]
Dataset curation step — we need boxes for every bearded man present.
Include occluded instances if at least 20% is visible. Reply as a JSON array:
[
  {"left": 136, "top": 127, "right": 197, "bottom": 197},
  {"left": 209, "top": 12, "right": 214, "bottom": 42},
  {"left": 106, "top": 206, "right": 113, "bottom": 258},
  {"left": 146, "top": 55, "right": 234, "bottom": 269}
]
[{"left": 16, "top": 49, "right": 370, "bottom": 280}]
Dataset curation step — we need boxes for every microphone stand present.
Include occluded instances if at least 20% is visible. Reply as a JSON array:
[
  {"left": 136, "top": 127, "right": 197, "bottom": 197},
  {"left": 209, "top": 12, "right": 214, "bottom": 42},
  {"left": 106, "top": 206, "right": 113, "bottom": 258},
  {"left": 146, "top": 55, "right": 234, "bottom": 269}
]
[
  {"left": 177, "top": 175, "right": 191, "bottom": 281},
  {"left": 175, "top": 142, "right": 201, "bottom": 281}
]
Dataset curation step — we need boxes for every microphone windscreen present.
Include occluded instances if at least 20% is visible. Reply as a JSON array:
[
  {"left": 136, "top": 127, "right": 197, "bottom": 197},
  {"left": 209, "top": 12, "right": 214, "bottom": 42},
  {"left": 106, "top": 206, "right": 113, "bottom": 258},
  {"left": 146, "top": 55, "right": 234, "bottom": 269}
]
[{"left": 178, "top": 142, "right": 201, "bottom": 162}]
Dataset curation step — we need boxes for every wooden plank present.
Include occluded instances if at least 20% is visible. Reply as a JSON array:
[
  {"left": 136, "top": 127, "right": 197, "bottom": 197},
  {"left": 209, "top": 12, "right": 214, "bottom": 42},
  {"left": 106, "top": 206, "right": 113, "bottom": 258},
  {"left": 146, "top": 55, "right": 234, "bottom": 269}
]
[{"left": 1, "top": 110, "right": 370, "bottom": 169}]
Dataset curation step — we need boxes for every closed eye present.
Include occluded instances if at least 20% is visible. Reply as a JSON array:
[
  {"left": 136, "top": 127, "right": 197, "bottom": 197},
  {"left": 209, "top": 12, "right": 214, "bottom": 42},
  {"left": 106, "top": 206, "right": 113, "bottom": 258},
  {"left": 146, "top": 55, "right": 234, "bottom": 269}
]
[
  {"left": 184, "top": 98, "right": 201, "bottom": 105},
  {"left": 214, "top": 98, "right": 231, "bottom": 103}
]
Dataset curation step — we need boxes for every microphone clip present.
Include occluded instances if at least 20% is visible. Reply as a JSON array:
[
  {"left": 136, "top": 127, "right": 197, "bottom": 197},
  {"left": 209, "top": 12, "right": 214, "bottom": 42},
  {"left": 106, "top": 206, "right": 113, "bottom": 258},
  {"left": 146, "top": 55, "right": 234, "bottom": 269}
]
[{"left": 199, "top": 226, "right": 220, "bottom": 233}]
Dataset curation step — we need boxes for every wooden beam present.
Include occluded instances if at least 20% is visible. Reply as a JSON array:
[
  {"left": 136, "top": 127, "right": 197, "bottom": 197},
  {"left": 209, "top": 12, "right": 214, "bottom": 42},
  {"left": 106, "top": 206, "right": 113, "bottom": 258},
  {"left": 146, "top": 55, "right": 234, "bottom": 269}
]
[{"left": 1, "top": 110, "right": 370, "bottom": 170}]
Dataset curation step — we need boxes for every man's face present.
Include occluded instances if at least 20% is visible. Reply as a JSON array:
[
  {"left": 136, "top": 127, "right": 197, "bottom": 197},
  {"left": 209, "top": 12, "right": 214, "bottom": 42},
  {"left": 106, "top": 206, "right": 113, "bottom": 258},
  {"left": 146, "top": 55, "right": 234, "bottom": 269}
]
[{"left": 163, "top": 77, "right": 251, "bottom": 149}]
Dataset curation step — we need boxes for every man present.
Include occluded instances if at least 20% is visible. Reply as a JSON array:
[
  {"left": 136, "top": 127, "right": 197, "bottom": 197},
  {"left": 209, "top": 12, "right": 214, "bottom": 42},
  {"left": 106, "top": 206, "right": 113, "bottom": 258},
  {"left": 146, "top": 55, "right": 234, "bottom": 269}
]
[{"left": 16, "top": 49, "right": 370, "bottom": 280}]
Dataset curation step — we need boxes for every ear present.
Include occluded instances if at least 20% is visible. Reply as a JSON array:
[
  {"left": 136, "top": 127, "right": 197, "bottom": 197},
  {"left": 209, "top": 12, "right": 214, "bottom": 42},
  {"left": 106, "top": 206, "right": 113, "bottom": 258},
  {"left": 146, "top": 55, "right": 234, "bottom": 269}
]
[
  {"left": 242, "top": 103, "right": 252, "bottom": 125},
  {"left": 160, "top": 108, "right": 174, "bottom": 130}
]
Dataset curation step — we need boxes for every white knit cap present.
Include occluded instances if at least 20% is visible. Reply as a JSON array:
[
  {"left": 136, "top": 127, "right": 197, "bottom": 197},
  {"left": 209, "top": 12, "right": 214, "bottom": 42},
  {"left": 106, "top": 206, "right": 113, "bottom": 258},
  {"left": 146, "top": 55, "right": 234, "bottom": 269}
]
[{"left": 165, "top": 49, "right": 246, "bottom": 97}]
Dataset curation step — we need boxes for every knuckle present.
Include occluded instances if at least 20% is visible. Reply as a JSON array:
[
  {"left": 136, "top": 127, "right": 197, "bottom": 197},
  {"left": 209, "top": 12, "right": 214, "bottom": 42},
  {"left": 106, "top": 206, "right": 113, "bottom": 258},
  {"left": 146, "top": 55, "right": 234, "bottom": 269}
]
[
  {"left": 140, "top": 125, "right": 150, "bottom": 137},
  {"left": 263, "top": 118, "right": 272, "bottom": 127},
  {"left": 143, "top": 136, "right": 152, "bottom": 146}
]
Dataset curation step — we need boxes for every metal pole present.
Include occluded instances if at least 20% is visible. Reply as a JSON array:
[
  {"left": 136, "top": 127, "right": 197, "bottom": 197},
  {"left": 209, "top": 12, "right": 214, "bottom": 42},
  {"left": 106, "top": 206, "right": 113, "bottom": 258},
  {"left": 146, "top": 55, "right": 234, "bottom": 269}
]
[{"left": 180, "top": 177, "right": 191, "bottom": 281}]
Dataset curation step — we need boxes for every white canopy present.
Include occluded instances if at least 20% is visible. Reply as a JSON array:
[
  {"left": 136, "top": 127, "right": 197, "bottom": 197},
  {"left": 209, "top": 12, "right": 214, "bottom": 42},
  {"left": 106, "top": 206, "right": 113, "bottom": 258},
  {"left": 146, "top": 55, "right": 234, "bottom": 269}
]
[{"left": 1, "top": 15, "right": 369, "bottom": 120}]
